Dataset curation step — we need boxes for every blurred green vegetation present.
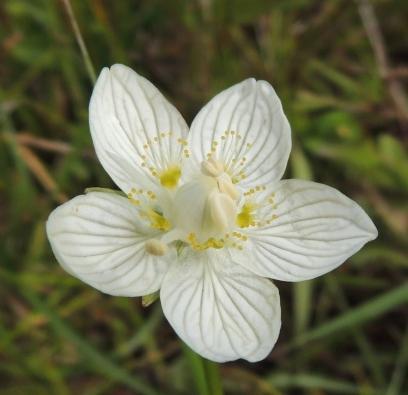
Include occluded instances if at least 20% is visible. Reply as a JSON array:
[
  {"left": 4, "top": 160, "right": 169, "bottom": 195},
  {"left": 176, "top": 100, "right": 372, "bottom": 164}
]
[{"left": 1, "top": 0, "right": 408, "bottom": 394}]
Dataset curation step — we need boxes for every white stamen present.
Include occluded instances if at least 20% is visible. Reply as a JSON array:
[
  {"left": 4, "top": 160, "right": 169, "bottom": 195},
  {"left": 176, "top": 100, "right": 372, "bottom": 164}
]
[
  {"left": 208, "top": 191, "right": 236, "bottom": 232},
  {"left": 217, "top": 176, "right": 239, "bottom": 201},
  {"left": 201, "top": 158, "right": 224, "bottom": 177}
]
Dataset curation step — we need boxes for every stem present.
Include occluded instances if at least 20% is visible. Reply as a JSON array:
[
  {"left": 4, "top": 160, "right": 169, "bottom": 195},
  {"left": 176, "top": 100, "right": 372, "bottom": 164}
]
[
  {"left": 61, "top": 0, "right": 96, "bottom": 83},
  {"left": 204, "top": 360, "right": 223, "bottom": 395},
  {"left": 182, "top": 344, "right": 224, "bottom": 395},
  {"left": 182, "top": 344, "right": 209, "bottom": 395}
]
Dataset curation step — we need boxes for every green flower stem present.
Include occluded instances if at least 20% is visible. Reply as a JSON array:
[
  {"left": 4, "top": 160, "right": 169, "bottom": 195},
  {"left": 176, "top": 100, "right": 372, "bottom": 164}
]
[
  {"left": 204, "top": 359, "right": 224, "bottom": 395},
  {"left": 182, "top": 344, "right": 224, "bottom": 395}
]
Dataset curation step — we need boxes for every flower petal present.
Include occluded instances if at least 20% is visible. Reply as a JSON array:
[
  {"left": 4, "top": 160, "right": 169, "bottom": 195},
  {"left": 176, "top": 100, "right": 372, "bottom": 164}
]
[
  {"left": 46, "top": 191, "right": 172, "bottom": 296},
  {"left": 237, "top": 180, "right": 378, "bottom": 281},
  {"left": 89, "top": 64, "right": 189, "bottom": 193},
  {"left": 160, "top": 249, "right": 281, "bottom": 362},
  {"left": 188, "top": 79, "right": 291, "bottom": 187}
]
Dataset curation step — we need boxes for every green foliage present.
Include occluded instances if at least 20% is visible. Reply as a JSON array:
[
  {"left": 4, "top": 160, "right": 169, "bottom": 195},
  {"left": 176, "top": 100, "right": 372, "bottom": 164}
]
[{"left": 1, "top": 0, "right": 407, "bottom": 394}]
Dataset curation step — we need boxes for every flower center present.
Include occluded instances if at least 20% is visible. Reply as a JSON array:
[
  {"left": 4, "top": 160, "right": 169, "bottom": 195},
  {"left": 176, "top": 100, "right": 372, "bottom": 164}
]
[{"left": 169, "top": 159, "right": 239, "bottom": 248}]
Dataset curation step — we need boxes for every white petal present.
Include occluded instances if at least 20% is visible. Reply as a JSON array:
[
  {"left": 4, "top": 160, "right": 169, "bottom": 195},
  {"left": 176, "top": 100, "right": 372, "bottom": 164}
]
[
  {"left": 46, "top": 191, "right": 171, "bottom": 296},
  {"left": 89, "top": 64, "right": 189, "bottom": 193},
  {"left": 160, "top": 249, "right": 281, "bottom": 362},
  {"left": 238, "top": 180, "right": 378, "bottom": 281},
  {"left": 188, "top": 79, "right": 291, "bottom": 188}
]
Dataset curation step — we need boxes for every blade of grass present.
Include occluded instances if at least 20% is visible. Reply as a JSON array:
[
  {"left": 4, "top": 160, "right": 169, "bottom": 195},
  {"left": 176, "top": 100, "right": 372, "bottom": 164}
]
[
  {"left": 23, "top": 289, "right": 161, "bottom": 395},
  {"left": 16, "top": 143, "right": 67, "bottom": 203},
  {"left": 223, "top": 366, "right": 282, "bottom": 395},
  {"left": 61, "top": 0, "right": 96, "bottom": 83},
  {"left": 115, "top": 303, "right": 163, "bottom": 358},
  {"left": 326, "top": 277, "right": 386, "bottom": 387},
  {"left": 291, "top": 282, "right": 408, "bottom": 348},
  {"left": 386, "top": 323, "right": 408, "bottom": 395},
  {"left": 268, "top": 372, "right": 377, "bottom": 394}
]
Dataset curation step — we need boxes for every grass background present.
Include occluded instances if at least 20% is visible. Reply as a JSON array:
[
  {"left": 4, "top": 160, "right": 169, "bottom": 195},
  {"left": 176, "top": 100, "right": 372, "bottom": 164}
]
[{"left": 1, "top": 0, "right": 408, "bottom": 394}]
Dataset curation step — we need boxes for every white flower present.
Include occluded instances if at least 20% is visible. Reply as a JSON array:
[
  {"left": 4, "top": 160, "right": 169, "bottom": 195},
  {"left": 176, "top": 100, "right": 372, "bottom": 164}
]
[{"left": 47, "top": 64, "right": 378, "bottom": 362}]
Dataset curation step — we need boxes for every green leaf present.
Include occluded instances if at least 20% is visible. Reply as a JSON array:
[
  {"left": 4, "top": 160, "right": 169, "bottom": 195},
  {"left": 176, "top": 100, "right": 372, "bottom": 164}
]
[{"left": 292, "top": 283, "right": 408, "bottom": 347}]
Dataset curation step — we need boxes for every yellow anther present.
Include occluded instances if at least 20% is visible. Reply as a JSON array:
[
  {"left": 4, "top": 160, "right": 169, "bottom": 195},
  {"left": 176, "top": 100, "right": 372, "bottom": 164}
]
[{"left": 145, "top": 239, "right": 168, "bottom": 256}]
